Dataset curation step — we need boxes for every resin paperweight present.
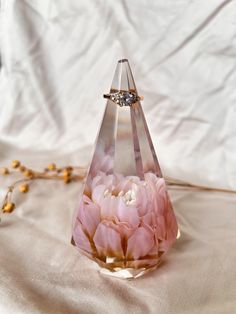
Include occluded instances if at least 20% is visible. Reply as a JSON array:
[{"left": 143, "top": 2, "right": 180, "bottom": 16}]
[{"left": 72, "top": 59, "right": 178, "bottom": 279}]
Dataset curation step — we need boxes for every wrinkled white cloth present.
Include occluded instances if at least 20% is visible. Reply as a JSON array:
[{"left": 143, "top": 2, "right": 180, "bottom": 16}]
[{"left": 0, "top": 0, "right": 236, "bottom": 313}]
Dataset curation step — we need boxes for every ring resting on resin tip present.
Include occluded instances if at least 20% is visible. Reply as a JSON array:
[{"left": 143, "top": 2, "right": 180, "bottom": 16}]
[{"left": 103, "top": 91, "right": 143, "bottom": 107}]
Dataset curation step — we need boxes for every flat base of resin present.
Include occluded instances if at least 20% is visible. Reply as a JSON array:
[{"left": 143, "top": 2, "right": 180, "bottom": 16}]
[
  {"left": 99, "top": 265, "right": 159, "bottom": 279},
  {"left": 72, "top": 229, "right": 181, "bottom": 279},
  {"left": 73, "top": 242, "right": 163, "bottom": 279},
  {"left": 98, "top": 258, "right": 162, "bottom": 279}
]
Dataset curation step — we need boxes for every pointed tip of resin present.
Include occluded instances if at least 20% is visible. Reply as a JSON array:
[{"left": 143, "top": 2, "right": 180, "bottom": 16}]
[
  {"left": 111, "top": 59, "right": 137, "bottom": 92},
  {"left": 118, "top": 58, "right": 129, "bottom": 63}
]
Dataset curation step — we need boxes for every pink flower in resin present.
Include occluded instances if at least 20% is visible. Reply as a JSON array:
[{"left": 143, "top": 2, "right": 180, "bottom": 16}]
[{"left": 73, "top": 172, "right": 178, "bottom": 264}]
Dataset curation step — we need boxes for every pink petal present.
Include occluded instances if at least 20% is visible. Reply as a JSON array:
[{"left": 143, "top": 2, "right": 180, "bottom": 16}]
[
  {"left": 154, "top": 189, "right": 169, "bottom": 216},
  {"left": 166, "top": 210, "right": 178, "bottom": 242},
  {"left": 154, "top": 215, "right": 166, "bottom": 240},
  {"left": 116, "top": 176, "right": 139, "bottom": 192},
  {"left": 144, "top": 172, "right": 157, "bottom": 182},
  {"left": 91, "top": 174, "right": 103, "bottom": 189},
  {"left": 100, "top": 173, "right": 114, "bottom": 187},
  {"left": 100, "top": 197, "right": 140, "bottom": 229},
  {"left": 148, "top": 243, "right": 159, "bottom": 256},
  {"left": 141, "top": 211, "right": 153, "bottom": 226},
  {"left": 83, "top": 194, "right": 93, "bottom": 205},
  {"left": 92, "top": 184, "right": 106, "bottom": 204},
  {"left": 102, "top": 218, "right": 135, "bottom": 239},
  {"left": 73, "top": 222, "right": 93, "bottom": 254},
  {"left": 90, "top": 172, "right": 113, "bottom": 190},
  {"left": 93, "top": 223, "right": 124, "bottom": 257},
  {"left": 77, "top": 199, "right": 100, "bottom": 237},
  {"left": 135, "top": 185, "right": 150, "bottom": 216},
  {"left": 100, "top": 197, "right": 120, "bottom": 218},
  {"left": 115, "top": 199, "right": 140, "bottom": 228},
  {"left": 127, "top": 227, "right": 155, "bottom": 260},
  {"left": 159, "top": 240, "right": 171, "bottom": 253}
]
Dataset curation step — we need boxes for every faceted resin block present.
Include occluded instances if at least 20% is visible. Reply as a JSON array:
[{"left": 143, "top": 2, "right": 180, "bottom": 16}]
[{"left": 72, "top": 59, "right": 178, "bottom": 279}]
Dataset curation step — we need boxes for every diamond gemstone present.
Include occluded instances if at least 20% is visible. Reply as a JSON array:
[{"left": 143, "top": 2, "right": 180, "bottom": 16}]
[
  {"left": 111, "top": 91, "right": 137, "bottom": 106},
  {"left": 120, "top": 92, "right": 136, "bottom": 106}
]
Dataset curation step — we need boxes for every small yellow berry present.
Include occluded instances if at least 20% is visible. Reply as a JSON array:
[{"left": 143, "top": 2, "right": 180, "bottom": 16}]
[
  {"left": 19, "top": 184, "right": 29, "bottom": 193},
  {"left": 12, "top": 160, "right": 20, "bottom": 168},
  {"left": 2, "top": 202, "right": 15, "bottom": 213},
  {"left": 19, "top": 165, "right": 26, "bottom": 172},
  {"left": 47, "top": 163, "right": 56, "bottom": 171},
  {"left": 63, "top": 176, "right": 71, "bottom": 184},
  {"left": 62, "top": 169, "right": 70, "bottom": 177},
  {"left": 0, "top": 167, "right": 9, "bottom": 175},
  {"left": 23, "top": 170, "right": 34, "bottom": 178}
]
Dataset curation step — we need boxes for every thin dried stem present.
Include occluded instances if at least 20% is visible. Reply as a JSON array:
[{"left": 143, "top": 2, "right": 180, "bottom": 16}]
[{"left": 165, "top": 176, "right": 236, "bottom": 195}]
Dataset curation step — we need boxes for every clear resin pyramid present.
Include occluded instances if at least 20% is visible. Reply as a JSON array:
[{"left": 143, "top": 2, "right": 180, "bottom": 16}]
[{"left": 72, "top": 59, "right": 178, "bottom": 279}]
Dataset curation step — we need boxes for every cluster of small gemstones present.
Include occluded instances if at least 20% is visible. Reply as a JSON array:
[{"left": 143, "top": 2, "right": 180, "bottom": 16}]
[{"left": 110, "top": 91, "right": 138, "bottom": 107}]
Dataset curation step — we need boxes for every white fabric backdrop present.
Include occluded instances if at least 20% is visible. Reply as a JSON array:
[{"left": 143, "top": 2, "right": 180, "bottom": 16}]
[
  {"left": 0, "top": 1, "right": 236, "bottom": 313},
  {"left": 1, "top": 0, "right": 236, "bottom": 188}
]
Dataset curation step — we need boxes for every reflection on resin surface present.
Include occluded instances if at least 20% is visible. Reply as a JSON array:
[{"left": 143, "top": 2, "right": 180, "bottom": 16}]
[{"left": 72, "top": 172, "right": 177, "bottom": 278}]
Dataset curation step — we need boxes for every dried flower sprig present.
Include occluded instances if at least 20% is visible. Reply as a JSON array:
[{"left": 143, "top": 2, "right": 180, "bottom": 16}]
[{"left": 0, "top": 160, "right": 86, "bottom": 221}]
